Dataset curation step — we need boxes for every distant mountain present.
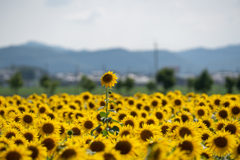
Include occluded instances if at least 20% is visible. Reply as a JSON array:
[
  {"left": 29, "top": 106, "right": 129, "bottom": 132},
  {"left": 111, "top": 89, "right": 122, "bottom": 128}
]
[{"left": 0, "top": 41, "right": 239, "bottom": 74}]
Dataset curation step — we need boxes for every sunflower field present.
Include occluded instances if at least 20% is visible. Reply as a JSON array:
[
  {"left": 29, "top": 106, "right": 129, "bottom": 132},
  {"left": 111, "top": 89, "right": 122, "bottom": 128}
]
[{"left": 1, "top": 72, "right": 240, "bottom": 160}]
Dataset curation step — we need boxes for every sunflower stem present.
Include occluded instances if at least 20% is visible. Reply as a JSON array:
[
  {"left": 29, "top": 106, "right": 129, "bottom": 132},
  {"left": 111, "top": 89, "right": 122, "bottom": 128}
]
[{"left": 105, "top": 87, "right": 109, "bottom": 132}]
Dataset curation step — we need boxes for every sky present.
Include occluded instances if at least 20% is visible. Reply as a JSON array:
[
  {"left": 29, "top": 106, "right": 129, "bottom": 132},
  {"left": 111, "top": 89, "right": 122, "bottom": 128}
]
[{"left": 0, "top": 0, "right": 240, "bottom": 51}]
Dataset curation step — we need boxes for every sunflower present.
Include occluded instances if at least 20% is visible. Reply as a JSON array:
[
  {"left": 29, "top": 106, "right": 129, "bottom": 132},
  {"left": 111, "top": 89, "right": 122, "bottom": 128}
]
[
  {"left": 135, "top": 124, "right": 159, "bottom": 142},
  {"left": 211, "top": 94, "right": 222, "bottom": 108},
  {"left": 11, "top": 135, "right": 28, "bottom": 146},
  {"left": 0, "top": 144, "right": 32, "bottom": 160},
  {"left": 149, "top": 97, "right": 161, "bottom": 108},
  {"left": 114, "top": 135, "right": 142, "bottom": 158},
  {"left": 116, "top": 110, "right": 128, "bottom": 122},
  {"left": 207, "top": 130, "right": 237, "bottom": 157},
  {"left": 145, "top": 115, "right": 159, "bottom": 126},
  {"left": 21, "top": 128, "right": 39, "bottom": 142},
  {"left": 229, "top": 102, "right": 240, "bottom": 119},
  {"left": 121, "top": 115, "right": 138, "bottom": 128},
  {"left": 80, "top": 91, "right": 93, "bottom": 102},
  {"left": 119, "top": 125, "right": 134, "bottom": 137},
  {"left": 172, "top": 96, "right": 184, "bottom": 110},
  {"left": 174, "top": 122, "right": 200, "bottom": 139},
  {"left": 39, "top": 119, "right": 60, "bottom": 136},
  {"left": 55, "top": 143, "right": 86, "bottom": 160},
  {"left": 80, "top": 116, "right": 97, "bottom": 133},
  {"left": 101, "top": 71, "right": 118, "bottom": 88},
  {"left": 151, "top": 109, "right": 166, "bottom": 123},
  {"left": 7, "top": 121, "right": 24, "bottom": 132},
  {"left": 2, "top": 128, "right": 19, "bottom": 139},
  {"left": 88, "top": 135, "right": 113, "bottom": 153},
  {"left": 70, "top": 124, "right": 83, "bottom": 136},
  {"left": 194, "top": 106, "right": 209, "bottom": 119},
  {"left": 231, "top": 139, "right": 240, "bottom": 159},
  {"left": 221, "top": 98, "right": 232, "bottom": 108},
  {"left": 200, "top": 148, "right": 213, "bottom": 160},
  {"left": 93, "top": 148, "right": 123, "bottom": 160},
  {"left": 41, "top": 135, "right": 59, "bottom": 156},
  {"left": 129, "top": 108, "right": 138, "bottom": 118},
  {"left": 200, "top": 129, "right": 213, "bottom": 142},
  {"left": 215, "top": 107, "right": 229, "bottom": 120},
  {"left": 199, "top": 116, "right": 214, "bottom": 128},
  {"left": 177, "top": 111, "right": 193, "bottom": 123},
  {"left": 38, "top": 104, "right": 49, "bottom": 115},
  {"left": 160, "top": 122, "right": 172, "bottom": 136},
  {"left": 224, "top": 119, "right": 240, "bottom": 137},
  {"left": 139, "top": 110, "right": 148, "bottom": 119},
  {"left": 177, "top": 135, "right": 201, "bottom": 160},
  {"left": 20, "top": 112, "right": 35, "bottom": 127},
  {"left": 213, "top": 119, "right": 227, "bottom": 132},
  {"left": 142, "top": 103, "right": 151, "bottom": 112}
]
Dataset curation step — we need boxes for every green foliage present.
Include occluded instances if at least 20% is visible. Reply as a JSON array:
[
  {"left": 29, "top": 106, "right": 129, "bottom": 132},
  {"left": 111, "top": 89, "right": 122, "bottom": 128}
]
[
  {"left": 49, "top": 80, "right": 59, "bottom": 95},
  {"left": 40, "top": 74, "right": 50, "bottom": 89},
  {"left": 155, "top": 68, "right": 175, "bottom": 91},
  {"left": 194, "top": 69, "right": 213, "bottom": 93},
  {"left": 146, "top": 81, "right": 157, "bottom": 92},
  {"left": 124, "top": 77, "right": 135, "bottom": 92},
  {"left": 79, "top": 75, "right": 96, "bottom": 91},
  {"left": 115, "top": 79, "right": 124, "bottom": 90},
  {"left": 187, "top": 78, "right": 195, "bottom": 91},
  {"left": 237, "top": 76, "right": 240, "bottom": 91},
  {"left": 225, "top": 76, "right": 236, "bottom": 93},
  {"left": 7, "top": 71, "right": 23, "bottom": 94}
]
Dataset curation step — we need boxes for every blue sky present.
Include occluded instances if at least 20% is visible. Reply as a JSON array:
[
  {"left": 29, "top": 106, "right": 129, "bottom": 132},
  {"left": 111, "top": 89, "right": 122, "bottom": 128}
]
[{"left": 0, "top": 0, "right": 240, "bottom": 51}]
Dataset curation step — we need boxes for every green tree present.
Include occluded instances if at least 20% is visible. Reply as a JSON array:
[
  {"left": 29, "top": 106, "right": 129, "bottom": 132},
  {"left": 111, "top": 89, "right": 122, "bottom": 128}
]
[
  {"left": 194, "top": 70, "right": 213, "bottom": 93},
  {"left": 124, "top": 77, "right": 135, "bottom": 92},
  {"left": 146, "top": 80, "right": 157, "bottom": 93},
  {"left": 187, "top": 78, "right": 195, "bottom": 92},
  {"left": 225, "top": 76, "right": 236, "bottom": 93},
  {"left": 79, "top": 75, "right": 96, "bottom": 91},
  {"left": 236, "top": 76, "right": 240, "bottom": 92},
  {"left": 39, "top": 74, "right": 50, "bottom": 93},
  {"left": 49, "top": 80, "right": 59, "bottom": 95},
  {"left": 7, "top": 71, "right": 23, "bottom": 94},
  {"left": 156, "top": 68, "right": 175, "bottom": 92},
  {"left": 115, "top": 79, "right": 124, "bottom": 91}
]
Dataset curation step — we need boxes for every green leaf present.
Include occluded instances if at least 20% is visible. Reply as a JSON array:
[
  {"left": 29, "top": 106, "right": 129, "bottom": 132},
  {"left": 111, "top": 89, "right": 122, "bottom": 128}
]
[
  {"left": 106, "top": 117, "right": 112, "bottom": 122},
  {"left": 109, "top": 109, "right": 117, "bottom": 113},
  {"left": 101, "top": 117, "right": 106, "bottom": 123},
  {"left": 98, "top": 106, "right": 105, "bottom": 111},
  {"left": 111, "top": 119, "right": 123, "bottom": 126},
  {"left": 111, "top": 126, "right": 119, "bottom": 132},
  {"left": 90, "top": 124, "right": 102, "bottom": 135},
  {"left": 100, "top": 112, "right": 106, "bottom": 118},
  {"left": 109, "top": 100, "right": 117, "bottom": 105},
  {"left": 102, "top": 130, "right": 108, "bottom": 136}
]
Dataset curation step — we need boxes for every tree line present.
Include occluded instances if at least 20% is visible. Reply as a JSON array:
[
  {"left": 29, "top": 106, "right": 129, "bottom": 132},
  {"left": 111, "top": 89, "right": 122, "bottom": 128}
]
[{"left": 4, "top": 69, "right": 240, "bottom": 95}]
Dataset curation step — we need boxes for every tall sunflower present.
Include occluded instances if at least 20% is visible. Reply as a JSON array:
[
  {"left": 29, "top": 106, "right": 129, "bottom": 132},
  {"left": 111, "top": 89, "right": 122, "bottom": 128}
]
[
  {"left": 55, "top": 144, "right": 86, "bottom": 160},
  {"left": 100, "top": 71, "right": 118, "bottom": 88}
]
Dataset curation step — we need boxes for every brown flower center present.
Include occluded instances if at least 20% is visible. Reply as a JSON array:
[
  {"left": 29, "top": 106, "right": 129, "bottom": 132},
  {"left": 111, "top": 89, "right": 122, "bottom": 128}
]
[
  {"left": 161, "top": 126, "right": 169, "bottom": 135},
  {"left": 24, "top": 133, "right": 33, "bottom": 142},
  {"left": 179, "top": 141, "right": 193, "bottom": 154},
  {"left": 217, "top": 123, "right": 224, "bottom": 130},
  {"left": 147, "top": 119, "right": 155, "bottom": 125},
  {"left": 60, "top": 126, "right": 65, "bottom": 135},
  {"left": 61, "top": 149, "right": 77, "bottom": 159},
  {"left": 130, "top": 111, "right": 137, "bottom": 117},
  {"left": 162, "top": 100, "right": 167, "bottom": 106},
  {"left": 42, "top": 123, "right": 54, "bottom": 134},
  {"left": 203, "top": 120, "right": 211, "bottom": 128},
  {"left": 83, "top": 95, "right": 89, "bottom": 100},
  {"left": 219, "top": 110, "right": 228, "bottom": 119},
  {"left": 115, "top": 141, "right": 132, "bottom": 154},
  {"left": 72, "top": 127, "right": 81, "bottom": 135},
  {"left": 102, "top": 74, "right": 113, "bottom": 83},
  {"left": 223, "top": 102, "right": 230, "bottom": 108},
  {"left": 84, "top": 121, "right": 93, "bottom": 129},
  {"left": 225, "top": 124, "right": 237, "bottom": 134},
  {"left": 197, "top": 109, "right": 204, "bottom": 116},
  {"left": 6, "top": 151, "right": 21, "bottom": 160},
  {"left": 151, "top": 101, "right": 158, "bottom": 107},
  {"left": 15, "top": 140, "right": 23, "bottom": 145},
  {"left": 104, "top": 153, "right": 116, "bottom": 160},
  {"left": 237, "top": 145, "right": 240, "bottom": 154},
  {"left": 214, "top": 99, "right": 220, "bottom": 106},
  {"left": 202, "top": 133, "right": 209, "bottom": 141},
  {"left": 125, "top": 120, "right": 134, "bottom": 127},
  {"left": 214, "top": 137, "right": 227, "bottom": 148},
  {"left": 155, "top": 112, "right": 163, "bottom": 120},
  {"left": 90, "top": 141, "right": 105, "bottom": 152},
  {"left": 23, "top": 115, "right": 33, "bottom": 124},
  {"left": 119, "top": 114, "right": 126, "bottom": 121},
  {"left": 121, "top": 131, "right": 130, "bottom": 137},
  {"left": 141, "top": 129, "right": 153, "bottom": 141},
  {"left": 232, "top": 106, "right": 240, "bottom": 115},
  {"left": 28, "top": 146, "right": 39, "bottom": 159},
  {"left": 6, "top": 132, "right": 16, "bottom": 139},
  {"left": 179, "top": 127, "right": 192, "bottom": 138},
  {"left": 201, "top": 153, "right": 209, "bottom": 159},
  {"left": 42, "top": 138, "right": 55, "bottom": 151},
  {"left": 128, "top": 100, "right": 134, "bottom": 105},
  {"left": 181, "top": 115, "right": 189, "bottom": 122},
  {"left": 39, "top": 107, "right": 46, "bottom": 113},
  {"left": 174, "top": 99, "right": 181, "bottom": 106}
]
